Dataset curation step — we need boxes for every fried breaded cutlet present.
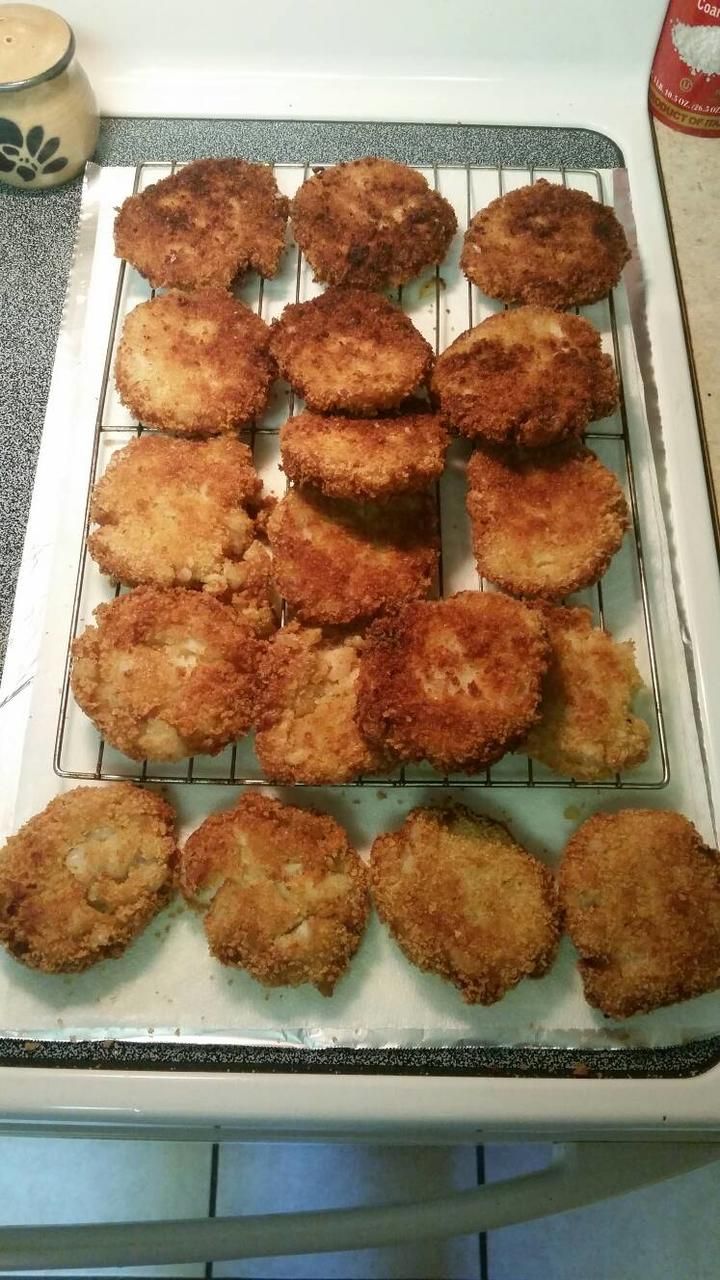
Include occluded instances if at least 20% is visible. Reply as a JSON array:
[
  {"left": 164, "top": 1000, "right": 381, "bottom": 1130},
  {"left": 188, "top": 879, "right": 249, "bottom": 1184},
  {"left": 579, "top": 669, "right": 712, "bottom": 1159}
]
[
  {"left": 521, "top": 605, "right": 651, "bottom": 780},
  {"left": 431, "top": 307, "right": 618, "bottom": 448},
  {"left": 255, "top": 624, "right": 385, "bottom": 784},
  {"left": 280, "top": 409, "right": 449, "bottom": 500},
  {"left": 269, "top": 288, "right": 433, "bottom": 415},
  {"left": 371, "top": 805, "right": 559, "bottom": 1004},
  {"left": 267, "top": 488, "right": 438, "bottom": 626},
  {"left": 461, "top": 179, "right": 631, "bottom": 308},
  {"left": 357, "top": 591, "right": 549, "bottom": 773},
  {"left": 291, "top": 157, "right": 457, "bottom": 289},
  {"left": 180, "top": 792, "right": 369, "bottom": 994},
  {"left": 71, "top": 587, "right": 262, "bottom": 761},
  {"left": 466, "top": 442, "right": 629, "bottom": 600},
  {"left": 88, "top": 436, "right": 274, "bottom": 631},
  {"left": 115, "top": 290, "right": 275, "bottom": 436},
  {"left": 0, "top": 784, "right": 177, "bottom": 973},
  {"left": 559, "top": 809, "right": 720, "bottom": 1018},
  {"left": 114, "top": 157, "right": 289, "bottom": 289}
]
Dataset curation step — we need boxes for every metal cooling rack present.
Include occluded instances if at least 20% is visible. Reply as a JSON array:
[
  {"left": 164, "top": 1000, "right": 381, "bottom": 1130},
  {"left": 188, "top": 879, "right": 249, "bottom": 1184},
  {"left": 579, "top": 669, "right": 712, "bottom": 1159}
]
[{"left": 53, "top": 161, "right": 669, "bottom": 790}]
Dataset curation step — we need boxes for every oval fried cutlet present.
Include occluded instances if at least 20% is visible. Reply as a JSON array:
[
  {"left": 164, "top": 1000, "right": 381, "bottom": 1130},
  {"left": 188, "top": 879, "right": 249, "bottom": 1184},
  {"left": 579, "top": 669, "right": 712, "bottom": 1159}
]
[
  {"left": 114, "top": 157, "right": 289, "bottom": 289},
  {"left": 431, "top": 307, "right": 618, "bottom": 447},
  {"left": 371, "top": 805, "right": 559, "bottom": 1004},
  {"left": 180, "top": 792, "right": 369, "bottom": 994},
  {"left": 466, "top": 442, "right": 629, "bottom": 600},
  {"left": 559, "top": 809, "right": 720, "bottom": 1018},
  {"left": 267, "top": 487, "right": 438, "bottom": 626},
  {"left": 269, "top": 288, "right": 433, "bottom": 415},
  {"left": 71, "top": 587, "right": 262, "bottom": 762},
  {"left": 0, "top": 784, "right": 177, "bottom": 973},
  {"left": 461, "top": 179, "right": 631, "bottom": 308},
  {"left": 280, "top": 409, "right": 449, "bottom": 500},
  {"left": 291, "top": 158, "right": 457, "bottom": 289},
  {"left": 255, "top": 623, "right": 386, "bottom": 784},
  {"left": 88, "top": 436, "right": 274, "bottom": 627},
  {"left": 356, "top": 591, "right": 549, "bottom": 773},
  {"left": 521, "top": 605, "right": 651, "bottom": 780},
  {"left": 115, "top": 289, "right": 275, "bottom": 435}
]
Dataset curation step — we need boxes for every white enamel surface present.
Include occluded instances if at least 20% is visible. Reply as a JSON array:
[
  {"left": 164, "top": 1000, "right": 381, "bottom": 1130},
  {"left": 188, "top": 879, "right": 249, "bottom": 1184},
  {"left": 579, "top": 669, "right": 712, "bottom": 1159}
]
[
  {"left": 3, "top": 0, "right": 720, "bottom": 1131},
  {"left": 52, "top": 0, "right": 667, "bottom": 121}
]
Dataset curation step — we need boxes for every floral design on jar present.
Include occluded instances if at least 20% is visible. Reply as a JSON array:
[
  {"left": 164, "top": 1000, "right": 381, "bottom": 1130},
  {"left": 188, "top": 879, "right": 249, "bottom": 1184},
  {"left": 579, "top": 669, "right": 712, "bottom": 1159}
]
[{"left": 0, "top": 116, "right": 67, "bottom": 181}]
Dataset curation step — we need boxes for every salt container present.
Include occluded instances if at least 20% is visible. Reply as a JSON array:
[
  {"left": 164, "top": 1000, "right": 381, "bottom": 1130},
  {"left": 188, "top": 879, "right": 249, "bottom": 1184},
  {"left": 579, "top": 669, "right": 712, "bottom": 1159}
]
[{"left": 650, "top": 0, "right": 720, "bottom": 135}]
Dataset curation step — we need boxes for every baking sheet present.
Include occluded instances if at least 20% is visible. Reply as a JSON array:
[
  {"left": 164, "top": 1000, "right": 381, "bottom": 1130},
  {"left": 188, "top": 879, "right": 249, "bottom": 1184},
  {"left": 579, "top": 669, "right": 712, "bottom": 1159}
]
[{"left": 1, "top": 160, "right": 718, "bottom": 1053}]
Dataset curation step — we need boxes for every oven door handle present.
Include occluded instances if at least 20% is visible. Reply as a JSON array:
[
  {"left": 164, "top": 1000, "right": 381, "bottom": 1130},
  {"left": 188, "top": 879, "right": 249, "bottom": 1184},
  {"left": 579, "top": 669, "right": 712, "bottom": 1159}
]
[{"left": 0, "top": 1140, "right": 718, "bottom": 1272}]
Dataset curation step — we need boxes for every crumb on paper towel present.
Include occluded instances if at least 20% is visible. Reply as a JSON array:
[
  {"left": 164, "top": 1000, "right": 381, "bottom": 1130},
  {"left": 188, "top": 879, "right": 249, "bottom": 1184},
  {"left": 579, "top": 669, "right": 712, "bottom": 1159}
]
[
  {"left": 564, "top": 804, "right": 583, "bottom": 822},
  {"left": 672, "top": 21, "right": 720, "bottom": 75}
]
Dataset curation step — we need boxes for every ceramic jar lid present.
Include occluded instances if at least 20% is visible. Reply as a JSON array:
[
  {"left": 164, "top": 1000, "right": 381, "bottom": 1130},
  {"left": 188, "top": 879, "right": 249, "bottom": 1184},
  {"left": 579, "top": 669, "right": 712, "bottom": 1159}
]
[{"left": 0, "top": 3, "right": 74, "bottom": 90}]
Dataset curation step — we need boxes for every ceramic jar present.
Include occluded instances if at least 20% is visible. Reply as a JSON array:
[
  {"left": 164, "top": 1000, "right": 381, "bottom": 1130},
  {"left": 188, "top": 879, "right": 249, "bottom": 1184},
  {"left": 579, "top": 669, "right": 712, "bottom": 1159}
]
[{"left": 0, "top": 3, "right": 98, "bottom": 188}]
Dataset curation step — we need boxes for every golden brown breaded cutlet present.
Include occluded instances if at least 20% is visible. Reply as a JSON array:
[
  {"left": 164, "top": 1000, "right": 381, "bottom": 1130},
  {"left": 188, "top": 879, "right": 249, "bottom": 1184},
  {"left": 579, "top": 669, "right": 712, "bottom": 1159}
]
[
  {"left": 371, "top": 805, "right": 559, "bottom": 1004},
  {"left": 291, "top": 157, "right": 457, "bottom": 289},
  {"left": 466, "top": 442, "right": 629, "bottom": 600},
  {"left": 114, "top": 157, "right": 289, "bottom": 289},
  {"left": 269, "top": 288, "right": 433, "bottom": 415},
  {"left": 559, "top": 809, "right": 720, "bottom": 1018},
  {"left": 431, "top": 307, "right": 618, "bottom": 447},
  {"left": 255, "top": 623, "right": 386, "bottom": 784},
  {"left": 267, "top": 488, "right": 438, "bottom": 626},
  {"left": 521, "top": 605, "right": 651, "bottom": 780},
  {"left": 280, "top": 409, "right": 449, "bottom": 500},
  {"left": 180, "top": 792, "right": 369, "bottom": 994},
  {"left": 88, "top": 436, "right": 274, "bottom": 625},
  {"left": 115, "top": 290, "right": 275, "bottom": 436},
  {"left": 356, "top": 591, "right": 549, "bottom": 773},
  {"left": 71, "top": 587, "right": 262, "bottom": 762},
  {"left": 461, "top": 179, "right": 631, "bottom": 308},
  {"left": 0, "top": 784, "right": 177, "bottom": 973}
]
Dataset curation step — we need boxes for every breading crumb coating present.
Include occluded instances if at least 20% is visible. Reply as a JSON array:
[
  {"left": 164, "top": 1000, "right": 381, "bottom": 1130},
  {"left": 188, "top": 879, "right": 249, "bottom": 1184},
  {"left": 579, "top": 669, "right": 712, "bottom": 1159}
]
[
  {"left": 291, "top": 157, "right": 457, "bottom": 289},
  {"left": 180, "top": 792, "right": 369, "bottom": 994},
  {"left": 88, "top": 436, "right": 275, "bottom": 628},
  {"left": 267, "top": 487, "right": 438, "bottom": 626},
  {"left": 280, "top": 409, "right": 449, "bottom": 499},
  {"left": 521, "top": 605, "right": 651, "bottom": 780},
  {"left": 371, "top": 805, "right": 559, "bottom": 1004},
  {"left": 560, "top": 809, "right": 720, "bottom": 1018},
  {"left": 71, "top": 587, "right": 262, "bottom": 761},
  {"left": 269, "top": 288, "right": 434, "bottom": 415},
  {"left": 0, "top": 784, "right": 177, "bottom": 973},
  {"left": 356, "top": 591, "right": 549, "bottom": 773},
  {"left": 432, "top": 307, "right": 618, "bottom": 447},
  {"left": 466, "top": 442, "right": 629, "bottom": 600},
  {"left": 255, "top": 623, "right": 386, "bottom": 784},
  {"left": 115, "top": 289, "right": 275, "bottom": 436},
  {"left": 114, "top": 157, "right": 289, "bottom": 289},
  {"left": 461, "top": 179, "right": 630, "bottom": 308}
]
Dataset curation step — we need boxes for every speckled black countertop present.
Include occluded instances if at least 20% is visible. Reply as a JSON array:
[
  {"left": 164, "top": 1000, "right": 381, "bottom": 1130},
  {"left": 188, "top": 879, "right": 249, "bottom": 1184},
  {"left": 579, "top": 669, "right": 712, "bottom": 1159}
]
[{"left": 0, "top": 118, "right": 621, "bottom": 668}]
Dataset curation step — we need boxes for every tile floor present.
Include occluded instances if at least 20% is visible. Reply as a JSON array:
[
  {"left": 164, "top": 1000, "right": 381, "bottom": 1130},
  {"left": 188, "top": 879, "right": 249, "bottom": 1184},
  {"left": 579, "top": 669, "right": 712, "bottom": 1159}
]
[{"left": 0, "top": 1136, "right": 719, "bottom": 1279}]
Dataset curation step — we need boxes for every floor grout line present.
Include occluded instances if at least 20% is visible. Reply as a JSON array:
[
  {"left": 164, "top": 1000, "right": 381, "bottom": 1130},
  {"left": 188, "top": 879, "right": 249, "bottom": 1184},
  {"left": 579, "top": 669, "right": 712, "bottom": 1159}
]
[
  {"left": 476, "top": 1145, "right": 490, "bottom": 1280},
  {"left": 204, "top": 1142, "right": 220, "bottom": 1280}
]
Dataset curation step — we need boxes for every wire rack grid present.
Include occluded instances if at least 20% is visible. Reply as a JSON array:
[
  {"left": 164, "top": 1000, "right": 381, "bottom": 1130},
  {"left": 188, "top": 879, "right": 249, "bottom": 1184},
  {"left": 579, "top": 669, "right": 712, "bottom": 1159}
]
[{"left": 53, "top": 160, "right": 669, "bottom": 791}]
